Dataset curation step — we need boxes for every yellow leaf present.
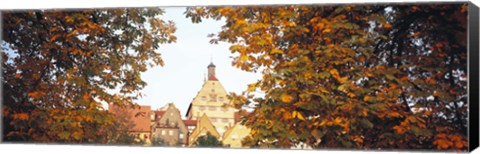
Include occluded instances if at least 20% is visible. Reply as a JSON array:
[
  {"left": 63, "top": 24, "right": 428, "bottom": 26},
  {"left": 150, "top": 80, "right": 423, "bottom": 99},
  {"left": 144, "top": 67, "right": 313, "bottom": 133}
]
[
  {"left": 322, "top": 28, "right": 332, "bottom": 33},
  {"left": 329, "top": 69, "right": 339, "bottom": 77},
  {"left": 319, "top": 87, "right": 329, "bottom": 93},
  {"left": 333, "top": 117, "right": 342, "bottom": 125},
  {"left": 72, "top": 131, "right": 82, "bottom": 140},
  {"left": 297, "top": 112, "right": 305, "bottom": 121},
  {"left": 240, "top": 55, "right": 248, "bottom": 61},
  {"left": 293, "top": 111, "right": 305, "bottom": 121},
  {"left": 270, "top": 48, "right": 284, "bottom": 54},
  {"left": 247, "top": 83, "right": 256, "bottom": 92}
]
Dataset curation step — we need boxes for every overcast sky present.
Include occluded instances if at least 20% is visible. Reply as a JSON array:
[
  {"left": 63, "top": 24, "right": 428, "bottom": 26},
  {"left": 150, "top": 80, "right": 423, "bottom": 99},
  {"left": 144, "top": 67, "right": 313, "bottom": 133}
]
[{"left": 136, "top": 7, "right": 262, "bottom": 116}]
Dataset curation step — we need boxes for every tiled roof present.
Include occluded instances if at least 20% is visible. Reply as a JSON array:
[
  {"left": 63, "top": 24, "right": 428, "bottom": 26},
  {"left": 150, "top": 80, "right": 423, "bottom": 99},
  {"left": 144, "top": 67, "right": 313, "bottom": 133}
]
[
  {"left": 208, "top": 75, "right": 218, "bottom": 81},
  {"left": 108, "top": 104, "right": 151, "bottom": 132},
  {"left": 183, "top": 120, "right": 197, "bottom": 126},
  {"left": 234, "top": 111, "right": 252, "bottom": 123},
  {"left": 154, "top": 111, "right": 166, "bottom": 121}
]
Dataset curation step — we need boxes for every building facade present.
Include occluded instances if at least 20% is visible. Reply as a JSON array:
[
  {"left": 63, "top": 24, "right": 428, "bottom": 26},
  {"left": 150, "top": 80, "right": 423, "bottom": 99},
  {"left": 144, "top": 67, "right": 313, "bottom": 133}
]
[
  {"left": 185, "top": 62, "right": 236, "bottom": 136},
  {"left": 151, "top": 103, "right": 188, "bottom": 146},
  {"left": 187, "top": 113, "right": 221, "bottom": 146}
]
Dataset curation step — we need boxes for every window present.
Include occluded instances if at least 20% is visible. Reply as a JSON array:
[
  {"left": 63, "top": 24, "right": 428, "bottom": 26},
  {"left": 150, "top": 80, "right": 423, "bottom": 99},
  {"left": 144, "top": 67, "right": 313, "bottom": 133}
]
[
  {"left": 210, "top": 118, "right": 217, "bottom": 122},
  {"left": 179, "top": 133, "right": 184, "bottom": 139},
  {"left": 169, "top": 130, "right": 174, "bottom": 136},
  {"left": 199, "top": 106, "right": 206, "bottom": 111},
  {"left": 209, "top": 94, "right": 217, "bottom": 102},
  {"left": 211, "top": 89, "right": 215, "bottom": 92},
  {"left": 219, "top": 97, "right": 224, "bottom": 102},
  {"left": 209, "top": 106, "right": 216, "bottom": 111},
  {"left": 222, "top": 118, "right": 228, "bottom": 122},
  {"left": 161, "top": 130, "right": 165, "bottom": 135}
]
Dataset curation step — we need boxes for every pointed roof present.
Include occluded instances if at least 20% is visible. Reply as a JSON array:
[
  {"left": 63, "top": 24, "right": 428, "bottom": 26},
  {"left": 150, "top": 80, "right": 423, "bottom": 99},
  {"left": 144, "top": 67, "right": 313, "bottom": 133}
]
[
  {"left": 185, "top": 78, "right": 229, "bottom": 117},
  {"left": 208, "top": 75, "right": 218, "bottom": 81},
  {"left": 188, "top": 113, "right": 220, "bottom": 145},
  {"left": 208, "top": 62, "right": 216, "bottom": 68}
]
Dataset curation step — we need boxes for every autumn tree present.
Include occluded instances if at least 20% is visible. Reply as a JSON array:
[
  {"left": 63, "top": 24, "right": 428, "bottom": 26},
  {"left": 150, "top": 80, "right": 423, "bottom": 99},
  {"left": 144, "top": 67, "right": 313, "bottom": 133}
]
[
  {"left": 2, "top": 8, "right": 176, "bottom": 143},
  {"left": 186, "top": 3, "right": 468, "bottom": 151},
  {"left": 194, "top": 132, "right": 223, "bottom": 147}
]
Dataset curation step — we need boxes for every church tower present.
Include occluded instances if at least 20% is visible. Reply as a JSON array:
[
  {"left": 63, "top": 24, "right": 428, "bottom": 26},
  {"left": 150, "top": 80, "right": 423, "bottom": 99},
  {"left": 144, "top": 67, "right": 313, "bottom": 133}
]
[
  {"left": 208, "top": 62, "right": 217, "bottom": 80},
  {"left": 185, "top": 62, "right": 235, "bottom": 136}
]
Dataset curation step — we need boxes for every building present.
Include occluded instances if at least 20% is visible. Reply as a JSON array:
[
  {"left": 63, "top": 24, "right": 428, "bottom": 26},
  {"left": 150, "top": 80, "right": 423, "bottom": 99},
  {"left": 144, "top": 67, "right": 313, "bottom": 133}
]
[
  {"left": 222, "top": 123, "right": 251, "bottom": 148},
  {"left": 151, "top": 103, "right": 188, "bottom": 146},
  {"left": 185, "top": 62, "right": 236, "bottom": 136},
  {"left": 108, "top": 104, "right": 152, "bottom": 145},
  {"left": 222, "top": 112, "right": 252, "bottom": 148},
  {"left": 187, "top": 113, "right": 221, "bottom": 146},
  {"left": 183, "top": 119, "right": 197, "bottom": 134}
]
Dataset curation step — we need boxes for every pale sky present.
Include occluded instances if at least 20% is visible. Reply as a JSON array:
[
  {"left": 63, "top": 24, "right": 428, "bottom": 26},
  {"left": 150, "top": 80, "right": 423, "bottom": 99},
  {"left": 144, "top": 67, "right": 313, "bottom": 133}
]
[{"left": 136, "top": 7, "right": 262, "bottom": 116}]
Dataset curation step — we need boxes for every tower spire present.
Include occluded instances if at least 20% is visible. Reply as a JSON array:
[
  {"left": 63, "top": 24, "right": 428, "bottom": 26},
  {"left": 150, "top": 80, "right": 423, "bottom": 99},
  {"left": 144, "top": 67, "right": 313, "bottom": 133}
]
[{"left": 207, "top": 60, "right": 217, "bottom": 81}]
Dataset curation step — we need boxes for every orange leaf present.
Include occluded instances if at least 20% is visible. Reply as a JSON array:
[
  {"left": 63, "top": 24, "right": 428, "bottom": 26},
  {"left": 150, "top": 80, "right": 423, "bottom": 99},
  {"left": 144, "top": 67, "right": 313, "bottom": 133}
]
[
  {"left": 281, "top": 93, "right": 294, "bottom": 103},
  {"left": 322, "top": 28, "right": 332, "bottom": 33},
  {"left": 12, "top": 113, "right": 29, "bottom": 120},
  {"left": 28, "top": 91, "right": 46, "bottom": 99},
  {"left": 383, "top": 23, "right": 392, "bottom": 29}
]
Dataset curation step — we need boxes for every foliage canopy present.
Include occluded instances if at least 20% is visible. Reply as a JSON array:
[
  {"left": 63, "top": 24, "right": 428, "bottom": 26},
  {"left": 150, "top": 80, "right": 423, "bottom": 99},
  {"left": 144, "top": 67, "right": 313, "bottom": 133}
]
[
  {"left": 186, "top": 3, "right": 468, "bottom": 151},
  {"left": 2, "top": 8, "right": 176, "bottom": 143}
]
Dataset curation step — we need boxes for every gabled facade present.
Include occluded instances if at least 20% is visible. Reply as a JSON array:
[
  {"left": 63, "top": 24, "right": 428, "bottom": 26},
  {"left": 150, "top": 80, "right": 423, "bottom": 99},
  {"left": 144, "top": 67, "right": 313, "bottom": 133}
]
[
  {"left": 188, "top": 113, "right": 220, "bottom": 146},
  {"left": 151, "top": 103, "right": 188, "bottom": 146},
  {"left": 185, "top": 62, "right": 236, "bottom": 136},
  {"left": 222, "top": 123, "right": 251, "bottom": 148},
  {"left": 222, "top": 112, "right": 252, "bottom": 148}
]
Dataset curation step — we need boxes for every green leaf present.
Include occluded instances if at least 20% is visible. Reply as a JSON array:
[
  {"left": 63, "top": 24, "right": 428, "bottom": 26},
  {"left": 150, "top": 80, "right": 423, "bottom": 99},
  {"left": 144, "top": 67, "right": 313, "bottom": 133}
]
[
  {"left": 59, "top": 131, "right": 70, "bottom": 140},
  {"left": 359, "top": 119, "right": 374, "bottom": 128}
]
